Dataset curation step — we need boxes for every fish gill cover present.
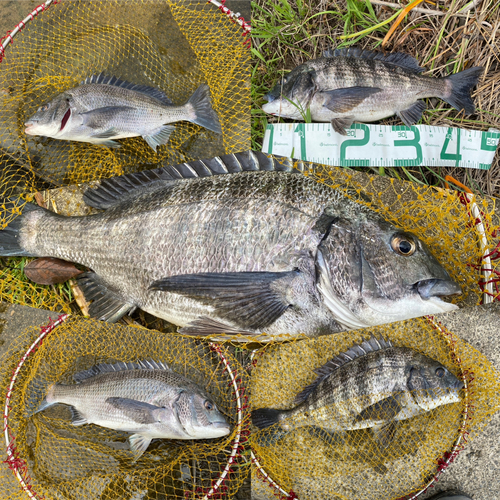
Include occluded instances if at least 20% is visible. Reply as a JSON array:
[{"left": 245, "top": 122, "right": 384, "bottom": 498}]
[
  {"left": 0, "top": 316, "right": 251, "bottom": 500},
  {"left": 249, "top": 316, "right": 500, "bottom": 500}
]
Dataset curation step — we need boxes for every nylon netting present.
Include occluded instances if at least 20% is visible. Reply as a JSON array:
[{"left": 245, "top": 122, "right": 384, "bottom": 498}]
[
  {"left": 0, "top": 0, "right": 250, "bottom": 209},
  {"left": 249, "top": 316, "right": 500, "bottom": 500},
  {"left": 0, "top": 316, "right": 251, "bottom": 500}
]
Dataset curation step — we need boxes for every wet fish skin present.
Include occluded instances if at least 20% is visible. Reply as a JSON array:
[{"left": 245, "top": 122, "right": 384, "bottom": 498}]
[
  {"left": 35, "top": 360, "right": 230, "bottom": 458},
  {"left": 262, "top": 48, "right": 483, "bottom": 134},
  {"left": 24, "top": 74, "right": 222, "bottom": 150},
  {"left": 0, "top": 152, "right": 460, "bottom": 340},
  {"left": 251, "top": 336, "right": 464, "bottom": 444}
]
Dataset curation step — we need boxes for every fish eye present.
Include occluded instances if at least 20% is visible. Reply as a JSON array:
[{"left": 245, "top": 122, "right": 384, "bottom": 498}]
[
  {"left": 390, "top": 235, "right": 416, "bottom": 256},
  {"left": 204, "top": 400, "right": 214, "bottom": 411},
  {"left": 435, "top": 367, "right": 446, "bottom": 378},
  {"left": 38, "top": 104, "right": 49, "bottom": 112}
]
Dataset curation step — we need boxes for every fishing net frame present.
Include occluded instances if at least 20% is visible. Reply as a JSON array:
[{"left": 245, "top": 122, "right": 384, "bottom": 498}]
[
  {"left": 249, "top": 315, "right": 482, "bottom": 500},
  {"left": 2, "top": 315, "right": 250, "bottom": 500},
  {"left": 0, "top": 0, "right": 251, "bottom": 66}
]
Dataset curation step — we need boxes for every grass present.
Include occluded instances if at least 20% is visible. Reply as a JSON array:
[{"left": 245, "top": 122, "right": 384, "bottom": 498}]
[{"left": 251, "top": 0, "right": 500, "bottom": 196}]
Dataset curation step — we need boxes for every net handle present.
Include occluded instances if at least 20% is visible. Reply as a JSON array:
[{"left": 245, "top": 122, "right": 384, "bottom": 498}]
[
  {"left": 205, "top": 343, "right": 247, "bottom": 499},
  {"left": 465, "top": 193, "right": 493, "bottom": 304},
  {"left": 3, "top": 313, "right": 69, "bottom": 499},
  {"left": 207, "top": 0, "right": 251, "bottom": 38},
  {"left": 0, "top": 0, "right": 57, "bottom": 63}
]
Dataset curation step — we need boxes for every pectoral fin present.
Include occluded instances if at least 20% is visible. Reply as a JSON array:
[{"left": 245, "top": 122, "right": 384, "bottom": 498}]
[
  {"left": 149, "top": 270, "right": 299, "bottom": 330},
  {"left": 80, "top": 106, "right": 135, "bottom": 128},
  {"left": 354, "top": 394, "right": 404, "bottom": 423},
  {"left": 106, "top": 397, "right": 159, "bottom": 425},
  {"left": 321, "top": 87, "right": 382, "bottom": 113}
]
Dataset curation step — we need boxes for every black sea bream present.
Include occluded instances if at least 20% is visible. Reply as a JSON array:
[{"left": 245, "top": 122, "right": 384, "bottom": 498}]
[
  {"left": 263, "top": 48, "right": 483, "bottom": 134},
  {"left": 25, "top": 74, "right": 221, "bottom": 150},
  {"left": 0, "top": 152, "right": 460, "bottom": 340}
]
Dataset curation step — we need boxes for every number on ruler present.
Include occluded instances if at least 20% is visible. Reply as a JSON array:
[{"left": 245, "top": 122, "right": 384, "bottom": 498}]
[
  {"left": 440, "top": 127, "right": 462, "bottom": 164},
  {"left": 340, "top": 124, "right": 370, "bottom": 166},
  {"left": 392, "top": 126, "right": 422, "bottom": 166}
]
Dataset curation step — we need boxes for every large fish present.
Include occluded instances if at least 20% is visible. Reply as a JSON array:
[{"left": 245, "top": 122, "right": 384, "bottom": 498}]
[
  {"left": 251, "top": 336, "right": 464, "bottom": 445},
  {"left": 34, "top": 360, "right": 230, "bottom": 458},
  {"left": 262, "top": 48, "right": 483, "bottom": 134},
  {"left": 0, "top": 152, "right": 460, "bottom": 340},
  {"left": 24, "top": 74, "right": 222, "bottom": 151}
]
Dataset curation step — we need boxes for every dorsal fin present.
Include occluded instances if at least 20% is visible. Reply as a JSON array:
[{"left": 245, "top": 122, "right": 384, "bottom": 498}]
[
  {"left": 83, "top": 151, "right": 300, "bottom": 210},
  {"left": 73, "top": 359, "right": 170, "bottom": 383},
  {"left": 294, "top": 335, "right": 393, "bottom": 404},
  {"left": 80, "top": 73, "right": 173, "bottom": 104},
  {"left": 323, "top": 48, "right": 425, "bottom": 74}
]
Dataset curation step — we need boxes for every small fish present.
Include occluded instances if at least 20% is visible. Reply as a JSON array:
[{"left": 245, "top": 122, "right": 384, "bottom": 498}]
[
  {"left": 25, "top": 74, "right": 222, "bottom": 150},
  {"left": 34, "top": 360, "right": 230, "bottom": 458},
  {"left": 251, "top": 336, "right": 463, "bottom": 446},
  {"left": 0, "top": 152, "right": 460, "bottom": 340},
  {"left": 262, "top": 48, "right": 483, "bottom": 134}
]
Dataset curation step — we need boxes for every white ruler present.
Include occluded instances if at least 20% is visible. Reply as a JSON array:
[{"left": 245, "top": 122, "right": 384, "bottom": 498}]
[{"left": 262, "top": 123, "right": 500, "bottom": 170}]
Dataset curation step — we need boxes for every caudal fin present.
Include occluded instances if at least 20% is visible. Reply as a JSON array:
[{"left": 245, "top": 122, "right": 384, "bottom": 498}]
[
  {"left": 443, "top": 66, "right": 484, "bottom": 114},
  {"left": 187, "top": 84, "right": 222, "bottom": 134},
  {"left": 0, "top": 200, "right": 46, "bottom": 256},
  {"left": 30, "top": 384, "right": 57, "bottom": 417}
]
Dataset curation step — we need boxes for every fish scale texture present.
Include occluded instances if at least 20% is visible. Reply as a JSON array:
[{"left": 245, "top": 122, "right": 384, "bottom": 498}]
[
  {"left": 0, "top": 0, "right": 249, "bottom": 311},
  {"left": 250, "top": 317, "right": 500, "bottom": 500},
  {"left": 0, "top": 317, "right": 250, "bottom": 500}
]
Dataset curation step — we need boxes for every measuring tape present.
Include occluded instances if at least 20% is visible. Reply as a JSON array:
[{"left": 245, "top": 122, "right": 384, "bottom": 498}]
[{"left": 262, "top": 123, "right": 500, "bottom": 170}]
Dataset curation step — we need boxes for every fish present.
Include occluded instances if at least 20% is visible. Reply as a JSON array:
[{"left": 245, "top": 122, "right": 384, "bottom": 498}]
[
  {"left": 251, "top": 336, "right": 464, "bottom": 446},
  {"left": 24, "top": 74, "right": 222, "bottom": 151},
  {"left": 0, "top": 151, "right": 461, "bottom": 341},
  {"left": 262, "top": 47, "right": 483, "bottom": 134},
  {"left": 34, "top": 360, "right": 230, "bottom": 458}
]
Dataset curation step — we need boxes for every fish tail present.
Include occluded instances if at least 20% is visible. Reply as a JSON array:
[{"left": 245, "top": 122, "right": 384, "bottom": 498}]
[
  {"left": 442, "top": 66, "right": 484, "bottom": 114},
  {"left": 32, "top": 384, "right": 57, "bottom": 416},
  {"left": 187, "top": 84, "right": 222, "bottom": 134},
  {"left": 251, "top": 408, "right": 283, "bottom": 430},
  {"left": 0, "top": 199, "right": 48, "bottom": 256}
]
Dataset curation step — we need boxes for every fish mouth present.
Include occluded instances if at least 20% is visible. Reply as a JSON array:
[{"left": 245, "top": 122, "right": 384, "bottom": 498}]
[
  {"left": 211, "top": 421, "right": 231, "bottom": 430},
  {"left": 24, "top": 122, "right": 35, "bottom": 135},
  {"left": 415, "top": 279, "right": 461, "bottom": 300}
]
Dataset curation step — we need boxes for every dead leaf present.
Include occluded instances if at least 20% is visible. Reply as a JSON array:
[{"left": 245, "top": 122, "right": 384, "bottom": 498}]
[{"left": 24, "top": 257, "right": 83, "bottom": 285}]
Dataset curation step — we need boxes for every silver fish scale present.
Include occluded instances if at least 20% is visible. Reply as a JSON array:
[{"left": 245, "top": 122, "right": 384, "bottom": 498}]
[
  {"left": 298, "top": 57, "right": 448, "bottom": 123},
  {"left": 51, "top": 369, "right": 205, "bottom": 427},
  {"left": 289, "top": 347, "right": 421, "bottom": 430},
  {"left": 67, "top": 84, "right": 189, "bottom": 132},
  {"left": 312, "top": 57, "right": 441, "bottom": 93},
  {"left": 20, "top": 172, "right": 352, "bottom": 333}
]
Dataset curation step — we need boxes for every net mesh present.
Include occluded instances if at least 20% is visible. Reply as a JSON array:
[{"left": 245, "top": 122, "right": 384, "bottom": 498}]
[
  {"left": 0, "top": 0, "right": 250, "bottom": 199},
  {"left": 249, "top": 316, "right": 500, "bottom": 500},
  {"left": 0, "top": 316, "right": 251, "bottom": 500}
]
